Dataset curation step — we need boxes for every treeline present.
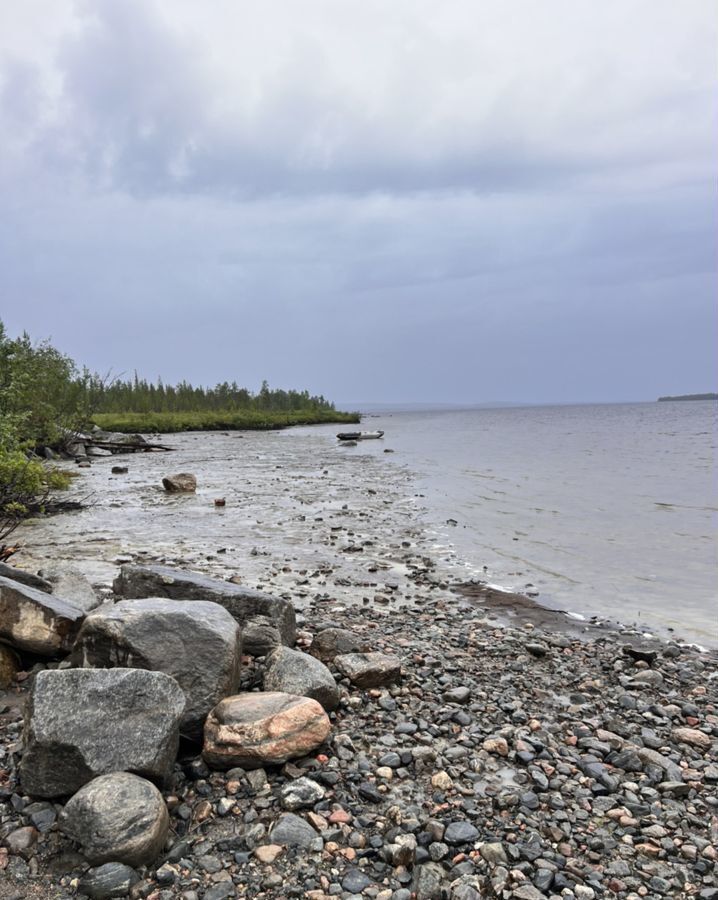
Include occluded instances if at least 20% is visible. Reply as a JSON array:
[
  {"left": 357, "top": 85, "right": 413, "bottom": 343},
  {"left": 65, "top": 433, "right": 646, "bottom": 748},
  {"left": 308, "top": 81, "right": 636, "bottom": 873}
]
[{"left": 86, "top": 376, "right": 336, "bottom": 415}]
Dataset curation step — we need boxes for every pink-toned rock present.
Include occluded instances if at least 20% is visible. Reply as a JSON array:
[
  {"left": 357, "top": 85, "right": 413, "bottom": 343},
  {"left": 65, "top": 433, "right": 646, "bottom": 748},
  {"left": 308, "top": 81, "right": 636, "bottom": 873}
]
[
  {"left": 672, "top": 727, "right": 711, "bottom": 750},
  {"left": 482, "top": 736, "right": 509, "bottom": 757},
  {"left": 328, "top": 807, "right": 352, "bottom": 824},
  {"left": 254, "top": 844, "right": 283, "bottom": 864},
  {"left": 203, "top": 692, "right": 331, "bottom": 769}
]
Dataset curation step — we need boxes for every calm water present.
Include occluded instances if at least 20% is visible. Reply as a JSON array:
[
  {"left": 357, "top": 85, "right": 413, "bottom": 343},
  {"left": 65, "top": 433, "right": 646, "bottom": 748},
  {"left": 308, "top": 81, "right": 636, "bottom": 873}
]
[
  {"left": 20, "top": 399, "right": 717, "bottom": 646},
  {"left": 321, "top": 401, "right": 717, "bottom": 644}
]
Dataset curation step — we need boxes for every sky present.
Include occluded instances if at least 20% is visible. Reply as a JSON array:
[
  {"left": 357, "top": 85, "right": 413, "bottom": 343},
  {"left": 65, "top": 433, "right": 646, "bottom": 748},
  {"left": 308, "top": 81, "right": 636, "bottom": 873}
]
[{"left": 0, "top": 0, "right": 716, "bottom": 405}]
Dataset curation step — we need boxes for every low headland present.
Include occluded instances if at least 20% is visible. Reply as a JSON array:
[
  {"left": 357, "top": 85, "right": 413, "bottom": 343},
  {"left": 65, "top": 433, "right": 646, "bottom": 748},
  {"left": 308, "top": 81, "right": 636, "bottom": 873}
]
[
  {"left": 0, "top": 417, "right": 716, "bottom": 900},
  {"left": 657, "top": 393, "right": 717, "bottom": 402},
  {"left": 91, "top": 409, "right": 360, "bottom": 434}
]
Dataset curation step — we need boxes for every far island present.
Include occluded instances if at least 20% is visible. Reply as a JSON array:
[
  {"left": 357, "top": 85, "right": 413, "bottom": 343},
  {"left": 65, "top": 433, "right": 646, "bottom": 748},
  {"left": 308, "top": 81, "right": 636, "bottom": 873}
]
[{"left": 657, "top": 393, "right": 718, "bottom": 402}]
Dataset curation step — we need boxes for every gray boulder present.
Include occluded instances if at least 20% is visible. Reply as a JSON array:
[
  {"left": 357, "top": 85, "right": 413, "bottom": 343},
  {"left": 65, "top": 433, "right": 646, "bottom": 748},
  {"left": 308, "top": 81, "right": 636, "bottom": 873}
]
[
  {"left": 72, "top": 597, "right": 241, "bottom": 740},
  {"left": 20, "top": 668, "right": 185, "bottom": 798},
  {"left": 264, "top": 646, "right": 339, "bottom": 712},
  {"left": 60, "top": 772, "right": 168, "bottom": 867},
  {"left": 44, "top": 564, "right": 101, "bottom": 613},
  {"left": 87, "top": 446, "right": 113, "bottom": 457},
  {"left": 113, "top": 564, "right": 296, "bottom": 646},
  {"left": 333, "top": 652, "right": 402, "bottom": 688},
  {"left": 0, "top": 563, "right": 52, "bottom": 593},
  {"left": 309, "top": 627, "right": 364, "bottom": 662},
  {"left": 0, "top": 576, "right": 85, "bottom": 656}
]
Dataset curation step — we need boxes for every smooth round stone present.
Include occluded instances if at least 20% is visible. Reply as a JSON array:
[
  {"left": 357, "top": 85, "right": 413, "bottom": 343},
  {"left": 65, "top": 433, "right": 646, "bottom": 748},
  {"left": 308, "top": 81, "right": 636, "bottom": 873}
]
[
  {"left": 342, "top": 869, "right": 372, "bottom": 893},
  {"left": 264, "top": 646, "right": 340, "bottom": 711},
  {"left": 443, "top": 821, "right": 480, "bottom": 845},
  {"left": 78, "top": 862, "right": 140, "bottom": 899},
  {"left": 59, "top": 772, "right": 169, "bottom": 867}
]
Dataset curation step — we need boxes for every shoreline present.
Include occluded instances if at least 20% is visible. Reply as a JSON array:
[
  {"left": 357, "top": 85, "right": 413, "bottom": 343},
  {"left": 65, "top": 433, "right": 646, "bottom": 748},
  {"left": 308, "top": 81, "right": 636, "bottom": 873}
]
[
  {"left": 1, "top": 428, "right": 716, "bottom": 899},
  {"left": 453, "top": 583, "right": 713, "bottom": 654},
  {"left": 9, "top": 423, "right": 718, "bottom": 651}
]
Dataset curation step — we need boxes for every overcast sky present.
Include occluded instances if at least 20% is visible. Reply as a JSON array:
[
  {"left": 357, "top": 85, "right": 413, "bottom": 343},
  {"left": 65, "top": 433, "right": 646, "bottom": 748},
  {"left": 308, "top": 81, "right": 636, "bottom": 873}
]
[{"left": 0, "top": 0, "right": 715, "bottom": 404}]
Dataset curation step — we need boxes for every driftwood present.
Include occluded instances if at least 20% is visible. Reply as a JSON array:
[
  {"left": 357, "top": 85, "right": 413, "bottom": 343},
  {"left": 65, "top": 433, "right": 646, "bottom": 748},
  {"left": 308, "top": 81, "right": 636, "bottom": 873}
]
[
  {"left": 30, "top": 499, "right": 86, "bottom": 514},
  {"left": 83, "top": 439, "right": 174, "bottom": 454}
]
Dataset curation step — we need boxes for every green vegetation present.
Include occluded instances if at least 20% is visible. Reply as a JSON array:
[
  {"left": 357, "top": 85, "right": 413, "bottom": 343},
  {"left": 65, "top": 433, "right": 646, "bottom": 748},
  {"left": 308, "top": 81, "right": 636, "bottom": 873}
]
[
  {"left": 92, "top": 408, "right": 359, "bottom": 433},
  {"left": 0, "top": 322, "right": 77, "bottom": 550},
  {"left": 84, "top": 375, "right": 359, "bottom": 431},
  {"left": 658, "top": 393, "right": 717, "bottom": 402},
  {"left": 0, "top": 318, "right": 357, "bottom": 549}
]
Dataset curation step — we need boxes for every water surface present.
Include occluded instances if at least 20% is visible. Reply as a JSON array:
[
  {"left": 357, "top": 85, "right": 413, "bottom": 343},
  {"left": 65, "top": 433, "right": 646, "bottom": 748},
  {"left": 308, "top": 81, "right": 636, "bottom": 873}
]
[{"left": 331, "top": 401, "right": 717, "bottom": 644}]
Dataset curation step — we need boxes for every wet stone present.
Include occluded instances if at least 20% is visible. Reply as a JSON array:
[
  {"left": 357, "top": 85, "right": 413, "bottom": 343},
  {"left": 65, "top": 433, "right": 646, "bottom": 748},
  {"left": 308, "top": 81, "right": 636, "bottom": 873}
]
[
  {"left": 270, "top": 813, "right": 318, "bottom": 849},
  {"left": 443, "top": 821, "right": 479, "bottom": 845},
  {"left": 279, "top": 776, "right": 325, "bottom": 810},
  {"left": 342, "top": 869, "right": 372, "bottom": 893},
  {"left": 78, "top": 862, "right": 140, "bottom": 899},
  {"left": 334, "top": 652, "right": 401, "bottom": 688}
]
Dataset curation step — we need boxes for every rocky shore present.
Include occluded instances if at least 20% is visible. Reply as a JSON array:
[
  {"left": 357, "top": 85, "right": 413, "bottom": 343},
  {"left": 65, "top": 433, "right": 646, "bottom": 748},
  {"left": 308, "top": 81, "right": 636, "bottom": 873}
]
[{"left": 1, "top": 433, "right": 716, "bottom": 900}]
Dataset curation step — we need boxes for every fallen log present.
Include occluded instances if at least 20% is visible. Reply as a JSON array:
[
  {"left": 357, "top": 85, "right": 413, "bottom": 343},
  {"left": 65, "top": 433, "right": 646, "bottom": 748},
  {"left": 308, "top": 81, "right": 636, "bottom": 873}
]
[{"left": 83, "top": 440, "right": 174, "bottom": 453}]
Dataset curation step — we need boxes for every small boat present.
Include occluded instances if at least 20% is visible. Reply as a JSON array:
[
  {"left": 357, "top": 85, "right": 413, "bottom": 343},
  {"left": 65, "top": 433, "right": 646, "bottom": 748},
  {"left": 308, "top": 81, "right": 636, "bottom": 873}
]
[{"left": 337, "top": 430, "right": 384, "bottom": 441}]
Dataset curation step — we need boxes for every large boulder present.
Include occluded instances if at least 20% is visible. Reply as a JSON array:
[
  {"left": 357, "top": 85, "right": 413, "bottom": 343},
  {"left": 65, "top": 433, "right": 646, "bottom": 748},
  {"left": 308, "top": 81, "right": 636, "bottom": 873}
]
[
  {"left": 0, "top": 576, "right": 85, "bottom": 656},
  {"left": 113, "top": 564, "right": 296, "bottom": 646},
  {"left": 72, "top": 598, "right": 241, "bottom": 741},
  {"left": 264, "top": 647, "right": 339, "bottom": 712},
  {"left": 203, "top": 692, "right": 331, "bottom": 770},
  {"left": 0, "top": 562, "right": 52, "bottom": 593},
  {"left": 162, "top": 473, "right": 196, "bottom": 492},
  {"left": 20, "top": 668, "right": 185, "bottom": 798},
  {"left": 60, "top": 772, "right": 168, "bottom": 867},
  {"left": 334, "top": 652, "right": 402, "bottom": 688},
  {"left": 44, "top": 565, "right": 101, "bottom": 613}
]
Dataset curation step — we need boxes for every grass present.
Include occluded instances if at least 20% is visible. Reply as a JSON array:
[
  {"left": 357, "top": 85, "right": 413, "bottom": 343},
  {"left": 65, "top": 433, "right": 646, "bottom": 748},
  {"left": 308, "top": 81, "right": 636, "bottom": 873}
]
[{"left": 89, "top": 409, "right": 361, "bottom": 434}]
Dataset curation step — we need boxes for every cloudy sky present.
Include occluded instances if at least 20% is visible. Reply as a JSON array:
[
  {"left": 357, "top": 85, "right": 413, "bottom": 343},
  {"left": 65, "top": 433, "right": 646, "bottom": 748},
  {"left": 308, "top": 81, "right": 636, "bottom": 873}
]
[{"left": 0, "top": 0, "right": 715, "bottom": 404}]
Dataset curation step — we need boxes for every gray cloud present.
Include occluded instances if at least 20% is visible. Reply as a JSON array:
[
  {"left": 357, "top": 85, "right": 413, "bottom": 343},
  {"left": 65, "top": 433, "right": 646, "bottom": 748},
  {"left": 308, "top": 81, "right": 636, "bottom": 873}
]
[
  {"left": 3, "top": 0, "right": 714, "bottom": 198},
  {"left": 0, "top": 0, "right": 715, "bottom": 403}
]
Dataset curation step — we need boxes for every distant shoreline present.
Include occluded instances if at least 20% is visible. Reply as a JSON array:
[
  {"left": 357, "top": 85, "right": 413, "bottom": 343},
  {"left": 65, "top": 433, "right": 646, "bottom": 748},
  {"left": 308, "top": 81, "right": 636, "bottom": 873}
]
[{"left": 657, "top": 393, "right": 718, "bottom": 402}]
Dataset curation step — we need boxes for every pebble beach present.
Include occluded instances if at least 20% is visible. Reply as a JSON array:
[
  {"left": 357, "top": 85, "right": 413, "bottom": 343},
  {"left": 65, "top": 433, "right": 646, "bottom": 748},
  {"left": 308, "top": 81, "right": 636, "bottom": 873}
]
[{"left": 1, "top": 430, "right": 716, "bottom": 900}]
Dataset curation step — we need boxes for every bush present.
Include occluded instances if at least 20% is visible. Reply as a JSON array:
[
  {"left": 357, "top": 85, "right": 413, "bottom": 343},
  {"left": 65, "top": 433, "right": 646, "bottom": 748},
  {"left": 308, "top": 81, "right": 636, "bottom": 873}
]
[{"left": 0, "top": 452, "right": 72, "bottom": 547}]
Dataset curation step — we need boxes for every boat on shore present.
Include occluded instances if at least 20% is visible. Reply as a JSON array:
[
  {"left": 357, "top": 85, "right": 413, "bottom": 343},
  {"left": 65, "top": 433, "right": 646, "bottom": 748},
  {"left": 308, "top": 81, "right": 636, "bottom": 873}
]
[{"left": 336, "top": 430, "right": 384, "bottom": 441}]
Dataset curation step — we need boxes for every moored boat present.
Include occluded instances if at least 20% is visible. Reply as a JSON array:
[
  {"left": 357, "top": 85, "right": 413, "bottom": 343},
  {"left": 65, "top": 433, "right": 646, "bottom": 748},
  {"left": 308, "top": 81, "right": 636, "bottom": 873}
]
[{"left": 336, "top": 430, "right": 384, "bottom": 441}]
